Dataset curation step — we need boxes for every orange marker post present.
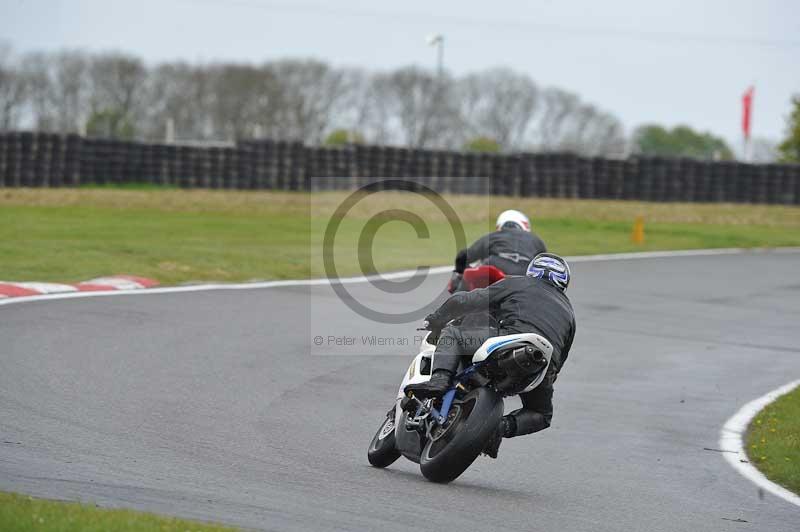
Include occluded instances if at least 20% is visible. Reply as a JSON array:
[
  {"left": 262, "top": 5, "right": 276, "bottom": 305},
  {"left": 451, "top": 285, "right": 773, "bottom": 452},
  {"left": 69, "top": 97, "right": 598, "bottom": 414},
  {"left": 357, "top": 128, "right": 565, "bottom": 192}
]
[{"left": 632, "top": 215, "right": 645, "bottom": 245}]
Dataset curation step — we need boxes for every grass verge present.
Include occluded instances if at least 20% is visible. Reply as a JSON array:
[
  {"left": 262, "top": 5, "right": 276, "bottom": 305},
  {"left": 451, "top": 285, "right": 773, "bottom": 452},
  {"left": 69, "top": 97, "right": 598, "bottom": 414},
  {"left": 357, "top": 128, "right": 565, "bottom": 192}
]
[
  {"left": 0, "top": 491, "right": 236, "bottom": 532},
  {"left": 745, "top": 386, "right": 800, "bottom": 495},
  {"left": 1, "top": 188, "right": 799, "bottom": 284}
]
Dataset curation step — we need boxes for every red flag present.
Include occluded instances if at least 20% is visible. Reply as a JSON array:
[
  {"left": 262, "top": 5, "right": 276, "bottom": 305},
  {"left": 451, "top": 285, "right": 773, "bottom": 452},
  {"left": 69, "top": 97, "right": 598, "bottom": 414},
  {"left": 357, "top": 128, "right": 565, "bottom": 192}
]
[{"left": 742, "top": 86, "right": 754, "bottom": 139}]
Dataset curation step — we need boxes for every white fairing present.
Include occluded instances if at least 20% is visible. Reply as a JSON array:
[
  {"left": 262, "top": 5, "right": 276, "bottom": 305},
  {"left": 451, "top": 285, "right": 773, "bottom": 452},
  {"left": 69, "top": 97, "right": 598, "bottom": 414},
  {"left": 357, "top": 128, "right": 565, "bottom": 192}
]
[
  {"left": 472, "top": 333, "right": 554, "bottom": 393},
  {"left": 391, "top": 332, "right": 554, "bottom": 435},
  {"left": 393, "top": 334, "right": 435, "bottom": 433},
  {"left": 396, "top": 336, "right": 435, "bottom": 400}
]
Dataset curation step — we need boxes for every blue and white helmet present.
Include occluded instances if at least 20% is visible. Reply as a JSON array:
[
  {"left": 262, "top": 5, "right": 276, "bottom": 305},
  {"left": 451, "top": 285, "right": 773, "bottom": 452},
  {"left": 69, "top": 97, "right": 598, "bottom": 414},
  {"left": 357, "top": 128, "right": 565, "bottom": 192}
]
[{"left": 526, "top": 253, "right": 571, "bottom": 292}]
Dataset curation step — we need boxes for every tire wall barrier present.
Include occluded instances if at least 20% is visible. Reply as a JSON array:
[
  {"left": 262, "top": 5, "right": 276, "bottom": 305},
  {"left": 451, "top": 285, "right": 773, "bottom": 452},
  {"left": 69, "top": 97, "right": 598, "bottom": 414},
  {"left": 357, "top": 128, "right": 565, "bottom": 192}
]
[{"left": 0, "top": 132, "right": 798, "bottom": 204}]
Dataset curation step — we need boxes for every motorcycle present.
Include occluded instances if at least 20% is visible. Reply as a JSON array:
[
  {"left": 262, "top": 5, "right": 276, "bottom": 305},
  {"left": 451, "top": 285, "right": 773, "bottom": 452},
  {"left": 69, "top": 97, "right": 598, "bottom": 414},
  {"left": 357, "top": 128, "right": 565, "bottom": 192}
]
[{"left": 367, "top": 265, "right": 554, "bottom": 483}]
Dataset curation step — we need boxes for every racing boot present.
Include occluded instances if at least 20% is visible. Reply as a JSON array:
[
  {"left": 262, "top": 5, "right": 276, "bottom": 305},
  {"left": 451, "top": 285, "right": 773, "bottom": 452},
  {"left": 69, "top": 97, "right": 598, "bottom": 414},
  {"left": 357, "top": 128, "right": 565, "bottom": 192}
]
[
  {"left": 483, "top": 415, "right": 516, "bottom": 459},
  {"left": 404, "top": 369, "right": 452, "bottom": 398}
]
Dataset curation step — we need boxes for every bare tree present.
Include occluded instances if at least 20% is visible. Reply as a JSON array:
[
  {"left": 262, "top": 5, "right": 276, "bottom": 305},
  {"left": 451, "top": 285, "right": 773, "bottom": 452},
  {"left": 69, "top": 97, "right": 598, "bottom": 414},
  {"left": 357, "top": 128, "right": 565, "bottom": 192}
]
[
  {"left": 367, "top": 66, "right": 459, "bottom": 148},
  {"left": 1, "top": 47, "right": 631, "bottom": 153},
  {"left": 0, "top": 44, "right": 27, "bottom": 130},
  {"left": 584, "top": 111, "right": 626, "bottom": 157},
  {"left": 19, "top": 52, "right": 51, "bottom": 129},
  {"left": 202, "top": 63, "right": 271, "bottom": 141},
  {"left": 558, "top": 105, "right": 626, "bottom": 156},
  {"left": 145, "top": 62, "right": 200, "bottom": 140},
  {"left": 22, "top": 51, "right": 90, "bottom": 133},
  {"left": 456, "top": 68, "right": 539, "bottom": 150},
  {"left": 87, "top": 53, "right": 148, "bottom": 137},
  {"left": 267, "top": 59, "right": 354, "bottom": 143},
  {"left": 54, "top": 52, "right": 91, "bottom": 132},
  {"left": 534, "top": 88, "right": 581, "bottom": 151},
  {"left": 322, "top": 67, "right": 372, "bottom": 142},
  {"left": 528, "top": 88, "right": 625, "bottom": 156}
]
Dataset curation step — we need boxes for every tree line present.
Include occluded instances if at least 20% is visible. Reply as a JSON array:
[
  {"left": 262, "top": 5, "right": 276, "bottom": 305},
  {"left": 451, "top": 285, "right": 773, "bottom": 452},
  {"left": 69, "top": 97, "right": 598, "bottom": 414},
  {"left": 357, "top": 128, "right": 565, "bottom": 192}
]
[
  {"left": 0, "top": 44, "right": 629, "bottom": 156},
  {"left": 3, "top": 43, "right": 788, "bottom": 162}
]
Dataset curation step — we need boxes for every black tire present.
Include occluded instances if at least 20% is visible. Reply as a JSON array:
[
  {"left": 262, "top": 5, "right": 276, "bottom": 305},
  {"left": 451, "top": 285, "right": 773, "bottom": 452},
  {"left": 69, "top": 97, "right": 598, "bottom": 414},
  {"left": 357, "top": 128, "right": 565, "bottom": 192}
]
[
  {"left": 419, "top": 387, "right": 503, "bottom": 483},
  {"left": 367, "top": 411, "right": 401, "bottom": 468}
]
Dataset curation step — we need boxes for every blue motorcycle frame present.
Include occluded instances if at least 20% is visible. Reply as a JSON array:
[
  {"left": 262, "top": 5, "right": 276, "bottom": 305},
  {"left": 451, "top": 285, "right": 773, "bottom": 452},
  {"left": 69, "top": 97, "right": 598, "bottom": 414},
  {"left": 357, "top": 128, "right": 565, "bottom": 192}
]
[{"left": 421, "top": 362, "right": 485, "bottom": 424}]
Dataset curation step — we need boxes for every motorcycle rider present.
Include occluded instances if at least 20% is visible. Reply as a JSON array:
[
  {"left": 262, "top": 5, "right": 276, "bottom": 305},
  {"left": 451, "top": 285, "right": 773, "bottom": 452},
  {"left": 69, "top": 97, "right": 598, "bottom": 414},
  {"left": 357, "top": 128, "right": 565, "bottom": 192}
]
[
  {"left": 405, "top": 253, "right": 576, "bottom": 458},
  {"left": 453, "top": 209, "right": 546, "bottom": 280}
]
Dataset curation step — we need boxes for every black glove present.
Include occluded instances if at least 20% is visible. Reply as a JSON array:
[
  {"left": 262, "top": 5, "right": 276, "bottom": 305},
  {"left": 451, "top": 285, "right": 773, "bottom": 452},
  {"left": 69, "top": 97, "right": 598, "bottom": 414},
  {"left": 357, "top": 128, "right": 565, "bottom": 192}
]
[
  {"left": 454, "top": 249, "right": 468, "bottom": 274},
  {"left": 447, "top": 271, "right": 462, "bottom": 294},
  {"left": 424, "top": 313, "right": 444, "bottom": 330},
  {"left": 423, "top": 314, "right": 445, "bottom": 342}
]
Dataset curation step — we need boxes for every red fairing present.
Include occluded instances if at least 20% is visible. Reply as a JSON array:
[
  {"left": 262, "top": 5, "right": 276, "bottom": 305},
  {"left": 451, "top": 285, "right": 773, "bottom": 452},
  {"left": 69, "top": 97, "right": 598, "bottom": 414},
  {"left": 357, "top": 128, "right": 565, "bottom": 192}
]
[{"left": 462, "top": 265, "right": 505, "bottom": 290}]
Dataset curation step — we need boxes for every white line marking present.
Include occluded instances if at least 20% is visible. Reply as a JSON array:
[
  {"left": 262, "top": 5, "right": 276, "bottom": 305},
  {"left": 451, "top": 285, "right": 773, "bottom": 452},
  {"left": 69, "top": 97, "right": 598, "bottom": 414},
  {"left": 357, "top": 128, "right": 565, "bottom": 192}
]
[
  {"left": 10, "top": 282, "right": 78, "bottom": 294},
  {"left": 81, "top": 277, "right": 146, "bottom": 290},
  {"left": 0, "top": 266, "right": 454, "bottom": 306},
  {"left": 719, "top": 380, "right": 800, "bottom": 508},
  {"left": 1, "top": 247, "right": 798, "bottom": 308}
]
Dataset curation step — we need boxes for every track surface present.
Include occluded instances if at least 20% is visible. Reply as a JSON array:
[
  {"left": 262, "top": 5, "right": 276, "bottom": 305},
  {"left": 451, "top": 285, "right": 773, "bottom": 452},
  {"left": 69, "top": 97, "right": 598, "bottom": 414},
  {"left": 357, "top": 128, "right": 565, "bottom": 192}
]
[{"left": 2, "top": 252, "right": 799, "bottom": 531}]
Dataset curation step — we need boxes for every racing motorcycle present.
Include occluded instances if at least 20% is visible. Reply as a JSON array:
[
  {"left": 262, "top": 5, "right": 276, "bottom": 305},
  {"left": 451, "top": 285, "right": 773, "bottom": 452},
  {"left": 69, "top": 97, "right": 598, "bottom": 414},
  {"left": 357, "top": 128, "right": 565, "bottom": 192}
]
[{"left": 367, "top": 265, "right": 554, "bottom": 483}]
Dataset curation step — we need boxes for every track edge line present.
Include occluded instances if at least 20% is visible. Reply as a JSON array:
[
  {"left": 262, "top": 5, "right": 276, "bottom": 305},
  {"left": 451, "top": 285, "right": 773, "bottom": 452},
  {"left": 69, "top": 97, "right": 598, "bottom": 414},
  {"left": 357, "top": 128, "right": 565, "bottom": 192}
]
[
  {"left": 2, "top": 247, "right": 799, "bottom": 307},
  {"left": 719, "top": 379, "right": 800, "bottom": 508}
]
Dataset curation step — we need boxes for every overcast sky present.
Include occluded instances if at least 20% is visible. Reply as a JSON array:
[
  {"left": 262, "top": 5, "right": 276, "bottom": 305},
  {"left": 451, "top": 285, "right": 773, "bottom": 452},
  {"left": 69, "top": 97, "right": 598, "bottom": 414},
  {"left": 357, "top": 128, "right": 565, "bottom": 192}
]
[{"left": 2, "top": 0, "right": 798, "bottom": 148}]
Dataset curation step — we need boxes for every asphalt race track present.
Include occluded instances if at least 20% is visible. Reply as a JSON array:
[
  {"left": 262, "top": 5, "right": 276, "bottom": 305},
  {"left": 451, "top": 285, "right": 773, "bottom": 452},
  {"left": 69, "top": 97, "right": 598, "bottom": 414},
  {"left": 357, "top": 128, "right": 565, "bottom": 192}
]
[{"left": 2, "top": 251, "right": 799, "bottom": 531}]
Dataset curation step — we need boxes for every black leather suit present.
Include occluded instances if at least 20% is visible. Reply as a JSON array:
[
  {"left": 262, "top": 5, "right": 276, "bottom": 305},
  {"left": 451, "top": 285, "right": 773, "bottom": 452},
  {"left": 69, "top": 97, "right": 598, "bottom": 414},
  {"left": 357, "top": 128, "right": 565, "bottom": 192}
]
[
  {"left": 427, "top": 275, "right": 576, "bottom": 436},
  {"left": 455, "top": 226, "right": 547, "bottom": 276}
]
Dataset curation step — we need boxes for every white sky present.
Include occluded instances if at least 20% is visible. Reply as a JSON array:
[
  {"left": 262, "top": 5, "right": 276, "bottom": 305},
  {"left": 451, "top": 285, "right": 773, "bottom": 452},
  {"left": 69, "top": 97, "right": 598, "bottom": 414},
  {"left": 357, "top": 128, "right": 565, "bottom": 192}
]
[{"left": 2, "top": 0, "right": 798, "bottom": 147}]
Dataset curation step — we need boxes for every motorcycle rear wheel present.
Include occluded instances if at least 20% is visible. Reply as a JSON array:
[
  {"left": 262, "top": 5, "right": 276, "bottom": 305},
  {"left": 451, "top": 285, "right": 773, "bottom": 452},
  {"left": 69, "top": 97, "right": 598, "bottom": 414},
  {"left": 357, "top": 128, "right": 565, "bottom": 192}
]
[
  {"left": 367, "top": 411, "right": 401, "bottom": 468},
  {"left": 419, "top": 387, "right": 503, "bottom": 483}
]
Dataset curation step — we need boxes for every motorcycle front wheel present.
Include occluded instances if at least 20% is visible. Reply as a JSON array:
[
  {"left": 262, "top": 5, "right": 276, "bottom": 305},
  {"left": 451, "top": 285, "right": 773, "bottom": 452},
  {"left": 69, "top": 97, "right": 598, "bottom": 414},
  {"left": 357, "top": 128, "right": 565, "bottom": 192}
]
[
  {"left": 419, "top": 387, "right": 503, "bottom": 483},
  {"left": 367, "top": 410, "right": 401, "bottom": 468}
]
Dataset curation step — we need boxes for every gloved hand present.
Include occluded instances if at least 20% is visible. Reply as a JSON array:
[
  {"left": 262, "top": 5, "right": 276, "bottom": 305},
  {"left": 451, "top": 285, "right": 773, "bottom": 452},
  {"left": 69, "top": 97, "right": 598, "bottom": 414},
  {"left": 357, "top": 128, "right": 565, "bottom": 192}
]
[
  {"left": 454, "top": 249, "right": 468, "bottom": 274},
  {"left": 423, "top": 313, "right": 444, "bottom": 330},
  {"left": 423, "top": 314, "right": 444, "bottom": 344},
  {"left": 447, "top": 271, "right": 462, "bottom": 294}
]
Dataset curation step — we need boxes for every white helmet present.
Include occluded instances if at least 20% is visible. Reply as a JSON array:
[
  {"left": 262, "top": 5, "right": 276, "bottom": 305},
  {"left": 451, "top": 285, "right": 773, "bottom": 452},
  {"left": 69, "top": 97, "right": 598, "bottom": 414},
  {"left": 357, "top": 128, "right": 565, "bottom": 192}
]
[{"left": 496, "top": 209, "right": 530, "bottom": 232}]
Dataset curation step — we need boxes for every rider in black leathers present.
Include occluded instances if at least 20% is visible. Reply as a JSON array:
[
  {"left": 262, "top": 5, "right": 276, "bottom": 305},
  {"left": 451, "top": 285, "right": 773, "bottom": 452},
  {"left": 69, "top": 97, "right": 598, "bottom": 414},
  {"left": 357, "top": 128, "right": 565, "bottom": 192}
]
[
  {"left": 449, "top": 209, "right": 547, "bottom": 332},
  {"left": 406, "top": 253, "right": 576, "bottom": 458},
  {"left": 453, "top": 209, "right": 546, "bottom": 281}
]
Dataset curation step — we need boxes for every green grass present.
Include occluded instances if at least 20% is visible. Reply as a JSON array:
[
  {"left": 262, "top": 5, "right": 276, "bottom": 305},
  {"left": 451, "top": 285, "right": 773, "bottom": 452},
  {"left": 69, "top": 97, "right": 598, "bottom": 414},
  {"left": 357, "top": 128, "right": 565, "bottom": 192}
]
[
  {"left": 1, "top": 189, "right": 799, "bottom": 284},
  {"left": 0, "top": 491, "right": 236, "bottom": 532},
  {"left": 746, "top": 386, "right": 800, "bottom": 495},
  {"left": 1, "top": 205, "right": 311, "bottom": 283}
]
